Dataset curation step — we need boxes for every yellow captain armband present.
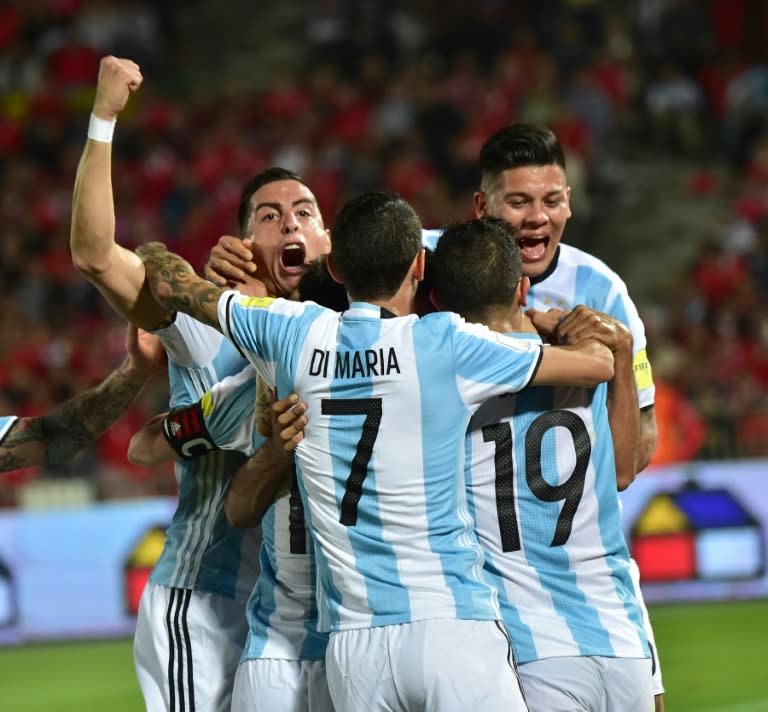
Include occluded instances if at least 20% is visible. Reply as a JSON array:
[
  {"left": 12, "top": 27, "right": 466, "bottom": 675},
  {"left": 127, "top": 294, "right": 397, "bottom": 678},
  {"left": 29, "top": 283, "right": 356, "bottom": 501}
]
[
  {"left": 632, "top": 348, "right": 654, "bottom": 391},
  {"left": 238, "top": 296, "right": 276, "bottom": 309}
]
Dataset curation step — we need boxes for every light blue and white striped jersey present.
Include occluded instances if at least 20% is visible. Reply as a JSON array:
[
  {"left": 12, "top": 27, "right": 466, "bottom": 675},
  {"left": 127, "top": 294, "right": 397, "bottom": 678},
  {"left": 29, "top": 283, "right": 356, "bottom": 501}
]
[
  {"left": 467, "top": 332, "right": 649, "bottom": 664},
  {"left": 217, "top": 295, "right": 543, "bottom": 631},
  {"left": 526, "top": 243, "right": 654, "bottom": 409},
  {"left": 422, "top": 230, "right": 655, "bottom": 410},
  {"left": 0, "top": 415, "right": 19, "bottom": 445},
  {"left": 149, "top": 313, "right": 261, "bottom": 600},
  {"left": 198, "top": 365, "right": 327, "bottom": 662}
]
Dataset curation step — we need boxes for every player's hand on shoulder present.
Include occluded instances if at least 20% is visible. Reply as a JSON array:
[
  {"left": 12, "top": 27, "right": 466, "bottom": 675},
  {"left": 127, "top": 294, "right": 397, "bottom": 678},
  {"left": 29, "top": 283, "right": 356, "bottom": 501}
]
[
  {"left": 556, "top": 305, "right": 632, "bottom": 354},
  {"left": 93, "top": 56, "right": 143, "bottom": 120}
]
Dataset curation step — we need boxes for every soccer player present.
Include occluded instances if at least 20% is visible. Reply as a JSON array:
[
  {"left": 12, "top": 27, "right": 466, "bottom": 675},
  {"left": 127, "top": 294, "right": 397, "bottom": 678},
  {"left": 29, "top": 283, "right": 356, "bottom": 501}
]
[
  {"left": 0, "top": 324, "right": 164, "bottom": 473},
  {"left": 69, "top": 56, "right": 330, "bottom": 710},
  {"left": 136, "top": 190, "right": 616, "bottom": 712},
  {"left": 473, "top": 123, "right": 656, "bottom": 478},
  {"left": 126, "top": 261, "right": 348, "bottom": 712},
  {"left": 472, "top": 123, "right": 665, "bottom": 709},
  {"left": 431, "top": 217, "right": 654, "bottom": 711}
]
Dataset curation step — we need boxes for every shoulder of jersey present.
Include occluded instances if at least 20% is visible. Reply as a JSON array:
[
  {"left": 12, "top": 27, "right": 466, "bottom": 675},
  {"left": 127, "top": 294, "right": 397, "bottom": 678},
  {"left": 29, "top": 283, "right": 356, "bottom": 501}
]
[
  {"left": 558, "top": 243, "right": 621, "bottom": 279},
  {"left": 234, "top": 295, "right": 324, "bottom": 315}
]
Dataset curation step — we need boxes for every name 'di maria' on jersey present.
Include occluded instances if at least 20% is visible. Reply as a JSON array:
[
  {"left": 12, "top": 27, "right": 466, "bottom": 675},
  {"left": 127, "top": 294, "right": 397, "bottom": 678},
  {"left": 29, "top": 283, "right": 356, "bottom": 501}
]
[{"left": 308, "top": 347, "right": 401, "bottom": 379}]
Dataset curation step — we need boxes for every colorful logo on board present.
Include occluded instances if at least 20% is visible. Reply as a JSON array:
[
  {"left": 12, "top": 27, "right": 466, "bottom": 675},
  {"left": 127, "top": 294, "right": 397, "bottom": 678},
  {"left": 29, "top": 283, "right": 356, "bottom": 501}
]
[
  {"left": 631, "top": 482, "right": 765, "bottom": 582},
  {"left": 123, "top": 525, "right": 167, "bottom": 615}
]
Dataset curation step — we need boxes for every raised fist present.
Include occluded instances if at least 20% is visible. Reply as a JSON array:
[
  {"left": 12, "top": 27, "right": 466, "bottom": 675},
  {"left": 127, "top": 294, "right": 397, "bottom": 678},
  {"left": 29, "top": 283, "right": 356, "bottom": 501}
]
[{"left": 92, "top": 55, "right": 143, "bottom": 121}]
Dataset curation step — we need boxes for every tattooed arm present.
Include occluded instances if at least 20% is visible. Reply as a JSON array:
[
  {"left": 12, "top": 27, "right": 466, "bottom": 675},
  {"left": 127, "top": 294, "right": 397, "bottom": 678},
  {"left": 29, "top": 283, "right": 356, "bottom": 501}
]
[
  {"left": 136, "top": 242, "right": 226, "bottom": 330},
  {"left": 0, "top": 325, "right": 165, "bottom": 472}
]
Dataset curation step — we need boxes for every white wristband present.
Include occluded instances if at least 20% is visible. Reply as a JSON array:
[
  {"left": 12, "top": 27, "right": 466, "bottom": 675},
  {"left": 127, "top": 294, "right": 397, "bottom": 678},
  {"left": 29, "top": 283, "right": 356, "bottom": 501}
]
[{"left": 88, "top": 113, "right": 116, "bottom": 143}]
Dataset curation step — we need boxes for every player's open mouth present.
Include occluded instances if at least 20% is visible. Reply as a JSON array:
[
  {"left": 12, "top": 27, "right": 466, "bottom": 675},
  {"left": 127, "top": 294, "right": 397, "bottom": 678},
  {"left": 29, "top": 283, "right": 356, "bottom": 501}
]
[
  {"left": 516, "top": 236, "right": 549, "bottom": 261},
  {"left": 280, "top": 243, "right": 306, "bottom": 272}
]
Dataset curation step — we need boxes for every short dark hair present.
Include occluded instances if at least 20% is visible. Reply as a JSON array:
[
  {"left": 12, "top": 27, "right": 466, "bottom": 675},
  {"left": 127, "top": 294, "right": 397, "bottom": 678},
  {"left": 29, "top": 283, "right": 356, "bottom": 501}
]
[
  {"left": 479, "top": 124, "right": 566, "bottom": 194},
  {"left": 331, "top": 191, "right": 422, "bottom": 301},
  {"left": 297, "top": 255, "right": 349, "bottom": 311},
  {"left": 431, "top": 217, "right": 522, "bottom": 323},
  {"left": 237, "top": 167, "right": 313, "bottom": 235}
]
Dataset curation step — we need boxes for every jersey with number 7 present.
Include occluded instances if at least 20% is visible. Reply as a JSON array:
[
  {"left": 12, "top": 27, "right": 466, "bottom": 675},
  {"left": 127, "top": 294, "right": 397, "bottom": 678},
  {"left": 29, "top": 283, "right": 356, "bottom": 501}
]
[{"left": 218, "top": 296, "right": 548, "bottom": 632}]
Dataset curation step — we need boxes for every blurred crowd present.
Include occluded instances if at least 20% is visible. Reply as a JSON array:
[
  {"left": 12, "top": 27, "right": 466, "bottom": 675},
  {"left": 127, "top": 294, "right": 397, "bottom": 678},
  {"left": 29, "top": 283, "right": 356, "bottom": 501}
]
[{"left": 0, "top": 0, "right": 766, "bottom": 504}]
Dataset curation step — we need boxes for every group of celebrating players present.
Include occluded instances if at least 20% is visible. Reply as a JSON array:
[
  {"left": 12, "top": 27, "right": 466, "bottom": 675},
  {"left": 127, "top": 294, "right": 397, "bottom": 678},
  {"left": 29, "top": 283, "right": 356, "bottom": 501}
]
[{"left": 0, "top": 55, "right": 665, "bottom": 712}]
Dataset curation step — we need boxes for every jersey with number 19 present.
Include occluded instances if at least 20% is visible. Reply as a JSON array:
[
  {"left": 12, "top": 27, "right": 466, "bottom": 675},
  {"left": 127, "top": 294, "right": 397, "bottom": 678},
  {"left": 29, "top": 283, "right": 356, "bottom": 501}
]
[
  {"left": 527, "top": 241, "right": 665, "bottom": 694},
  {"left": 467, "top": 332, "right": 649, "bottom": 664},
  {"left": 218, "top": 296, "right": 543, "bottom": 632}
]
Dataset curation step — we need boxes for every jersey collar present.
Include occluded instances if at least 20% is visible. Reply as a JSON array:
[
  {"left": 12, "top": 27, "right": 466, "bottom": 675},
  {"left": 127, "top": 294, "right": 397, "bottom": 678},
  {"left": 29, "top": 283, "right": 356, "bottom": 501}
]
[
  {"left": 529, "top": 245, "right": 561, "bottom": 286},
  {"left": 346, "top": 302, "right": 400, "bottom": 319}
]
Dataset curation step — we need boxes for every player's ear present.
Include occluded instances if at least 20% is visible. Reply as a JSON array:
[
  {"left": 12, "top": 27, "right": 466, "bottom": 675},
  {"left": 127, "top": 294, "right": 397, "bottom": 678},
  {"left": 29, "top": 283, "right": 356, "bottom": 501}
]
[
  {"left": 326, "top": 254, "right": 343, "bottom": 284},
  {"left": 413, "top": 249, "right": 426, "bottom": 281},
  {"left": 517, "top": 275, "right": 531, "bottom": 308},
  {"left": 473, "top": 190, "right": 487, "bottom": 217}
]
